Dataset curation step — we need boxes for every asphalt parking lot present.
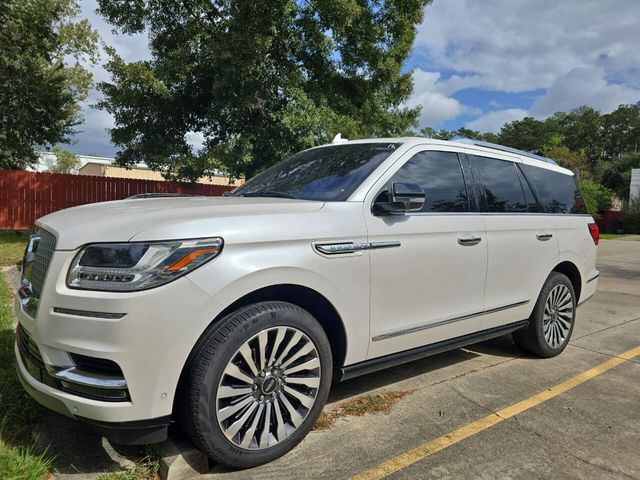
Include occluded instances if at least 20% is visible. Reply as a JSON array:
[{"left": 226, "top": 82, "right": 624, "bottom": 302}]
[
  {"left": 203, "top": 238, "right": 640, "bottom": 480},
  {"left": 10, "top": 238, "right": 639, "bottom": 479}
]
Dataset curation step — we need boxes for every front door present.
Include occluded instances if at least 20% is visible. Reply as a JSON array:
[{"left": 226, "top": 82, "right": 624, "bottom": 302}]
[{"left": 364, "top": 148, "right": 488, "bottom": 359}]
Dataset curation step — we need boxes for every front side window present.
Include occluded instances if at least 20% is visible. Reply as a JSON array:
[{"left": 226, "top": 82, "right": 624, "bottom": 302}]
[
  {"left": 388, "top": 151, "right": 469, "bottom": 212},
  {"left": 521, "top": 164, "right": 587, "bottom": 214},
  {"left": 470, "top": 155, "right": 527, "bottom": 213},
  {"left": 231, "top": 143, "right": 400, "bottom": 201}
]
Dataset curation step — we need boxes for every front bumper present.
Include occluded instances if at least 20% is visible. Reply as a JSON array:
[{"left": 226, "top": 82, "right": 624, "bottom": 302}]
[
  {"left": 15, "top": 343, "right": 170, "bottom": 444},
  {"left": 14, "top": 249, "right": 224, "bottom": 442}
]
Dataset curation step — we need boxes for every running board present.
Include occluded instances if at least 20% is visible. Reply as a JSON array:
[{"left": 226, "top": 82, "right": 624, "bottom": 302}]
[{"left": 337, "top": 320, "right": 529, "bottom": 382}]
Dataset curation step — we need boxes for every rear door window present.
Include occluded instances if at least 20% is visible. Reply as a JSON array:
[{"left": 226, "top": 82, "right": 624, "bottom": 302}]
[
  {"left": 521, "top": 165, "right": 587, "bottom": 214},
  {"left": 469, "top": 155, "right": 527, "bottom": 213}
]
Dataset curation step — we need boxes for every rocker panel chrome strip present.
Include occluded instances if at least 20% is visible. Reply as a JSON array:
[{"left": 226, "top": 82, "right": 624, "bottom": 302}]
[{"left": 372, "top": 300, "right": 530, "bottom": 341}]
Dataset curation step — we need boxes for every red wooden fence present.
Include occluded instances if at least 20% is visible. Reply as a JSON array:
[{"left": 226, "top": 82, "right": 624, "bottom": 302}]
[{"left": 0, "top": 169, "right": 234, "bottom": 230}]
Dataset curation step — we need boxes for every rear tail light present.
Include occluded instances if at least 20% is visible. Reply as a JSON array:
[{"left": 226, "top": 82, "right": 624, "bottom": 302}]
[{"left": 588, "top": 223, "right": 599, "bottom": 246}]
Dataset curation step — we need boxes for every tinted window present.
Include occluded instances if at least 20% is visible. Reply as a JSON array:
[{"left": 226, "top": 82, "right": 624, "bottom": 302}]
[
  {"left": 387, "top": 151, "right": 469, "bottom": 212},
  {"left": 232, "top": 143, "right": 399, "bottom": 201},
  {"left": 470, "top": 156, "right": 527, "bottom": 212},
  {"left": 516, "top": 165, "right": 543, "bottom": 213},
  {"left": 521, "top": 165, "right": 587, "bottom": 214}
]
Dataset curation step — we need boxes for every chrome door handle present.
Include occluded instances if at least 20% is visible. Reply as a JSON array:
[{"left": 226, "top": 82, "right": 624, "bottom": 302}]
[
  {"left": 536, "top": 233, "right": 553, "bottom": 241},
  {"left": 457, "top": 236, "right": 482, "bottom": 246}
]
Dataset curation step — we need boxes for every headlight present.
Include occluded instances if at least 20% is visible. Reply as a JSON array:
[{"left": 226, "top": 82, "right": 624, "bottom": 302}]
[{"left": 67, "top": 237, "right": 223, "bottom": 291}]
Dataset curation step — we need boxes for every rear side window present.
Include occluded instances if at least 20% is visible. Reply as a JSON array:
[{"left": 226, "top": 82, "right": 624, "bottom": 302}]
[
  {"left": 469, "top": 155, "right": 527, "bottom": 213},
  {"left": 389, "top": 151, "right": 469, "bottom": 212},
  {"left": 521, "top": 165, "right": 587, "bottom": 214}
]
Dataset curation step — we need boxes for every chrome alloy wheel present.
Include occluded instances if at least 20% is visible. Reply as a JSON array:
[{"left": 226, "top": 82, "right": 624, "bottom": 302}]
[
  {"left": 543, "top": 284, "right": 574, "bottom": 348},
  {"left": 215, "top": 326, "right": 321, "bottom": 450}
]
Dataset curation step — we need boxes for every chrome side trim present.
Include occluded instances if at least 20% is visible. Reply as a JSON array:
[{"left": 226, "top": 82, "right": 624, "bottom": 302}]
[
  {"left": 49, "top": 367, "right": 127, "bottom": 390},
  {"left": 586, "top": 273, "right": 600, "bottom": 284},
  {"left": 314, "top": 241, "right": 401, "bottom": 255},
  {"left": 372, "top": 300, "right": 530, "bottom": 342},
  {"left": 53, "top": 307, "right": 126, "bottom": 320},
  {"left": 397, "top": 212, "right": 592, "bottom": 217}
]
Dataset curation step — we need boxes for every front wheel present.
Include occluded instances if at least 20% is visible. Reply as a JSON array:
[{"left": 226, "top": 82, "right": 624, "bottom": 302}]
[
  {"left": 513, "top": 272, "right": 576, "bottom": 358},
  {"left": 178, "top": 302, "right": 332, "bottom": 468}
]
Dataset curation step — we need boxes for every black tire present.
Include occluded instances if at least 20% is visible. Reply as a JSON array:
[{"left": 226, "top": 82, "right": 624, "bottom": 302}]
[
  {"left": 177, "top": 301, "right": 333, "bottom": 469},
  {"left": 513, "top": 272, "right": 576, "bottom": 358}
]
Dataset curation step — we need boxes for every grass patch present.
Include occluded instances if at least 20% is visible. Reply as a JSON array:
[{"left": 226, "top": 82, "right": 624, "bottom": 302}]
[
  {"left": 314, "top": 390, "right": 414, "bottom": 431},
  {"left": 0, "top": 268, "right": 53, "bottom": 479},
  {"left": 0, "top": 231, "right": 30, "bottom": 266},
  {"left": 0, "top": 438, "right": 53, "bottom": 480}
]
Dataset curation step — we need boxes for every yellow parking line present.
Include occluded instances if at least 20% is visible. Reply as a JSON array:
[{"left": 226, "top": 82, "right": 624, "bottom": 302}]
[{"left": 350, "top": 346, "right": 640, "bottom": 480}]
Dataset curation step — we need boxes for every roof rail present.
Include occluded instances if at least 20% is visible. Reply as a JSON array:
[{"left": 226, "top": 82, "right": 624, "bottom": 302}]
[{"left": 451, "top": 136, "right": 558, "bottom": 165}]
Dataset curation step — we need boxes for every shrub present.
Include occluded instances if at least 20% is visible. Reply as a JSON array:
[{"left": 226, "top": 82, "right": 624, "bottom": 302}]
[
  {"left": 623, "top": 199, "right": 640, "bottom": 234},
  {"left": 577, "top": 179, "right": 613, "bottom": 220}
]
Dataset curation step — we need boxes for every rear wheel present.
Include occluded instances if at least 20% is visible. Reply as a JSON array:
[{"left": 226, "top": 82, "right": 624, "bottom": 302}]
[
  {"left": 513, "top": 272, "right": 576, "bottom": 358},
  {"left": 178, "top": 301, "right": 332, "bottom": 468}
]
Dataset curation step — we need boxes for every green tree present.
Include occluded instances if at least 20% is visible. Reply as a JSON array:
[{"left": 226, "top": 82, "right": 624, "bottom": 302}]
[
  {"left": 544, "top": 146, "right": 589, "bottom": 178},
  {"left": 48, "top": 146, "right": 80, "bottom": 173},
  {"left": 601, "top": 102, "right": 640, "bottom": 159},
  {"left": 577, "top": 179, "right": 612, "bottom": 220},
  {"left": 601, "top": 152, "right": 640, "bottom": 200},
  {"left": 559, "top": 106, "right": 603, "bottom": 173},
  {"left": 497, "top": 117, "right": 555, "bottom": 153},
  {"left": 97, "top": 0, "right": 430, "bottom": 182},
  {"left": 0, "top": 0, "right": 98, "bottom": 169}
]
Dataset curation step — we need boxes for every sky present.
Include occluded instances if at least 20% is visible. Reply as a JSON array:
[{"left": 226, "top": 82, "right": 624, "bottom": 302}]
[{"left": 65, "top": 0, "right": 640, "bottom": 157}]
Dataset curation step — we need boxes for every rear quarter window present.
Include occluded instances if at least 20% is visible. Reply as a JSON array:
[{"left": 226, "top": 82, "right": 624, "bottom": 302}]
[{"left": 521, "top": 164, "right": 587, "bottom": 214}]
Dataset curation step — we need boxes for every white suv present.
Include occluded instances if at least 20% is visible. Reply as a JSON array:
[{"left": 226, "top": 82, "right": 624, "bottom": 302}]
[{"left": 15, "top": 137, "right": 599, "bottom": 468}]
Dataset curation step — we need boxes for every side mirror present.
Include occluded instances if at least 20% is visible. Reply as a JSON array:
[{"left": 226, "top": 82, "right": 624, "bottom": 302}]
[{"left": 373, "top": 182, "right": 426, "bottom": 215}]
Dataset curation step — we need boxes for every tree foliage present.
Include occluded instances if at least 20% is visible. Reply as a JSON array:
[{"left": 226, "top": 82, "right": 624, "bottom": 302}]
[
  {"left": 577, "top": 179, "right": 612, "bottom": 220},
  {"left": 97, "top": 0, "right": 431, "bottom": 182},
  {"left": 600, "top": 152, "right": 640, "bottom": 200},
  {"left": 0, "top": 0, "right": 98, "bottom": 169},
  {"left": 47, "top": 146, "right": 80, "bottom": 173}
]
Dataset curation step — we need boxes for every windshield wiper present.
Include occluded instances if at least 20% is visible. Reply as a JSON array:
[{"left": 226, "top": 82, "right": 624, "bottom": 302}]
[{"left": 240, "top": 190, "right": 298, "bottom": 199}]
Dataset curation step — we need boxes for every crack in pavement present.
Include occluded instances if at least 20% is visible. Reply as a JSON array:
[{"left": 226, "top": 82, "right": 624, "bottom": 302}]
[
  {"left": 571, "top": 316, "right": 640, "bottom": 341},
  {"left": 570, "top": 343, "right": 640, "bottom": 365},
  {"left": 511, "top": 419, "right": 640, "bottom": 480}
]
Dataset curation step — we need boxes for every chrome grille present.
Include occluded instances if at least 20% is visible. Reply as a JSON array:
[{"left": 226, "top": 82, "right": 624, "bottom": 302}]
[{"left": 23, "top": 228, "right": 56, "bottom": 298}]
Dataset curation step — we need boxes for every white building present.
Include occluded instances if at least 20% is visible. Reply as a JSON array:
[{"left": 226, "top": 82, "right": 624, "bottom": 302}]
[
  {"left": 631, "top": 169, "right": 640, "bottom": 201},
  {"left": 34, "top": 151, "right": 242, "bottom": 186}
]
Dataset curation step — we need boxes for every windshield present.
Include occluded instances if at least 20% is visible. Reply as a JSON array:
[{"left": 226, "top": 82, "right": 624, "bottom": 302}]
[{"left": 231, "top": 143, "right": 400, "bottom": 201}]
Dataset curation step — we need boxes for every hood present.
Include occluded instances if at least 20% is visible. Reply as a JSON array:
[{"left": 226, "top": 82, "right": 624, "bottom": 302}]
[{"left": 37, "top": 196, "right": 325, "bottom": 250}]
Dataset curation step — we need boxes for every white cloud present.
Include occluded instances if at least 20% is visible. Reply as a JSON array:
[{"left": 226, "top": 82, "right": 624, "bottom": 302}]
[
  {"left": 415, "top": 0, "right": 640, "bottom": 93},
  {"left": 465, "top": 109, "right": 528, "bottom": 134},
  {"left": 409, "top": 0, "right": 640, "bottom": 132},
  {"left": 530, "top": 67, "right": 640, "bottom": 117},
  {"left": 63, "top": 0, "right": 152, "bottom": 157},
  {"left": 408, "top": 69, "right": 481, "bottom": 127},
  {"left": 408, "top": 70, "right": 463, "bottom": 125},
  {"left": 185, "top": 131, "right": 206, "bottom": 153}
]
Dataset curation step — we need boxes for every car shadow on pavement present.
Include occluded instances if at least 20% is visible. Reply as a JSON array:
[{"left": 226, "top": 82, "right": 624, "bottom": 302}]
[
  {"left": 328, "top": 335, "right": 524, "bottom": 404},
  {"left": 32, "top": 411, "right": 151, "bottom": 476}
]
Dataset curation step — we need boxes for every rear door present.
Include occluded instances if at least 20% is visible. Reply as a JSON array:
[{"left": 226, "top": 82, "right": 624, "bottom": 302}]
[
  {"left": 365, "top": 147, "right": 487, "bottom": 359},
  {"left": 467, "top": 154, "right": 559, "bottom": 330}
]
